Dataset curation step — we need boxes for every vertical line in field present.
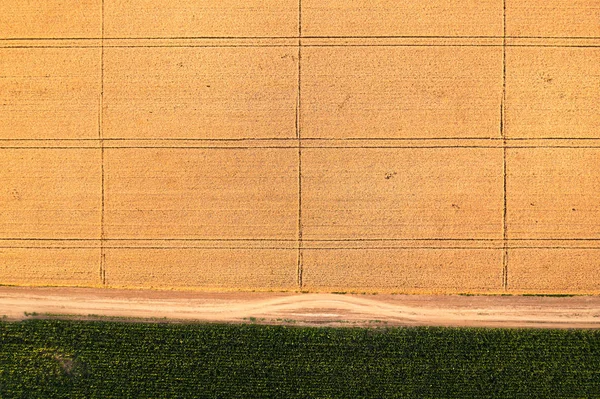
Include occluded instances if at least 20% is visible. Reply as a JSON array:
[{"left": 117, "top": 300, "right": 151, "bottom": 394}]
[
  {"left": 100, "top": 0, "right": 106, "bottom": 287},
  {"left": 501, "top": 0, "right": 508, "bottom": 290},
  {"left": 296, "top": 0, "right": 303, "bottom": 289}
]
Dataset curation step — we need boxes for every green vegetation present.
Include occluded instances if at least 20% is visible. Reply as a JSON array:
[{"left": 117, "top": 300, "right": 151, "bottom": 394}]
[{"left": 1, "top": 320, "right": 600, "bottom": 398}]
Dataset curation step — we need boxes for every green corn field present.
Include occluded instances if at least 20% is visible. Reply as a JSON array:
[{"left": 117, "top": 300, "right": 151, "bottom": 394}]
[{"left": 1, "top": 320, "right": 599, "bottom": 398}]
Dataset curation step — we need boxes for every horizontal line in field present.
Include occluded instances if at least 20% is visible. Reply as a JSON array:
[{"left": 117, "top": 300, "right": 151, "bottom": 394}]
[
  {"left": 1, "top": 137, "right": 599, "bottom": 142},
  {"left": 1, "top": 35, "right": 600, "bottom": 40},
  {"left": 3, "top": 44, "right": 599, "bottom": 49},
  {"left": 3, "top": 246, "right": 600, "bottom": 250},
  {"left": 3, "top": 146, "right": 600, "bottom": 150},
  {"left": 3, "top": 238, "right": 600, "bottom": 242},
  {"left": 2, "top": 35, "right": 598, "bottom": 49}
]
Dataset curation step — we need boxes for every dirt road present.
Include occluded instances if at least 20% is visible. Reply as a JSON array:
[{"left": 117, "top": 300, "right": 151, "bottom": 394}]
[{"left": 1, "top": 287, "right": 599, "bottom": 328}]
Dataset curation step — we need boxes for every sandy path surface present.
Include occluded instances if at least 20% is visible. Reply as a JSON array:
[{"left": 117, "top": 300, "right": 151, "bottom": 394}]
[{"left": 1, "top": 287, "right": 599, "bottom": 328}]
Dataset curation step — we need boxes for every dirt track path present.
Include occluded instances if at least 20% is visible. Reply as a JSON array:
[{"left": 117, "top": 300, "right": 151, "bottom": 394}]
[{"left": 1, "top": 287, "right": 600, "bottom": 328}]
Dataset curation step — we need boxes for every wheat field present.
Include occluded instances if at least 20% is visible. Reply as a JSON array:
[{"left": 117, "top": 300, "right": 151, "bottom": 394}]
[{"left": 1, "top": 0, "right": 600, "bottom": 294}]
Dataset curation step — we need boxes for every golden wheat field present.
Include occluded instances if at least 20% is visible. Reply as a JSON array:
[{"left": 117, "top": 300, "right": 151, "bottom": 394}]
[{"left": 1, "top": 0, "right": 600, "bottom": 294}]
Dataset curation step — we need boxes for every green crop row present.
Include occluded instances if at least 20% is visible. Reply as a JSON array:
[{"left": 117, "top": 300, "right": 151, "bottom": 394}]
[{"left": 1, "top": 320, "right": 599, "bottom": 398}]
